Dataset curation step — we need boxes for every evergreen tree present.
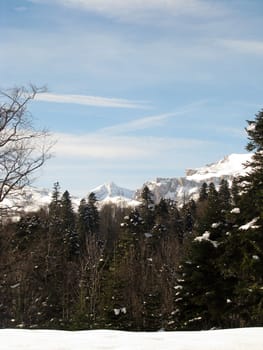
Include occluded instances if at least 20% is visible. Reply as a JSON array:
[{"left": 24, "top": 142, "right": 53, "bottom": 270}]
[
  {"left": 60, "top": 190, "right": 79, "bottom": 258},
  {"left": 77, "top": 193, "right": 100, "bottom": 253},
  {"left": 197, "top": 183, "right": 219, "bottom": 234},
  {"left": 49, "top": 182, "right": 61, "bottom": 227},
  {"left": 77, "top": 198, "right": 89, "bottom": 254},
  {"left": 244, "top": 110, "right": 263, "bottom": 217},
  {"left": 168, "top": 200, "right": 184, "bottom": 242},
  {"left": 87, "top": 192, "right": 100, "bottom": 236},
  {"left": 182, "top": 199, "right": 196, "bottom": 235},
  {"left": 175, "top": 182, "right": 233, "bottom": 329},
  {"left": 140, "top": 186, "right": 155, "bottom": 232},
  {"left": 198, "top": 182, "right": 208, "bottom": 202},
  {"left": 221, "top": 110, "right": 263, "bottom": 326},
  {"left": 218, "top": 179, "right": 231, "bottom": 213}
]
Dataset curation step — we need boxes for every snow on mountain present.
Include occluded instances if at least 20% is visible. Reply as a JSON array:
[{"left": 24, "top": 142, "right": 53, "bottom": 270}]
[
  {"left": 186, "top": 153, "right": 252, "bottom": 181},
  {"left": 137, "top": 153, "right": 252, "bottom": 205},
  {"left": 88, "top": 182, "right": 140, "bottom": 207},
  {"left": 1, "top": 187, "right": 52, "bottom": 217},
  {"left": 1, "top": 153, "right": 253, "bottom": 215},
  {"left": 1, "top": 187, "right": 80, "bottom": 217}
]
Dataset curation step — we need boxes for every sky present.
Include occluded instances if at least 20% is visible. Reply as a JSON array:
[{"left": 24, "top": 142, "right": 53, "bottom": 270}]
[{"left": 0, "top": 0, "right": 263, "bottom": 196}]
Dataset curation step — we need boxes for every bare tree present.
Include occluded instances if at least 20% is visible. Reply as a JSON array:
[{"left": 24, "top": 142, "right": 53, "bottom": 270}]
[{"left": 0, "top": 85, "right": 53, "bottom": 204}]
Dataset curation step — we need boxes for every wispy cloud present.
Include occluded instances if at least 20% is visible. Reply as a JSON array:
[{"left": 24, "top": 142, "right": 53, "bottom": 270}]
[
  {"left": 99, "top": 101, "right": 207, "bottom": 134},
  {"left": 53, "top": 132, "right": 212, "bottom": 160},
  {"left": 100, "top": 113, "right": 175, "bottom": 135},
  {"left": 219, "top": 39, "right": 263, "bottom": 55},
  {"left": 15, "top": 6, "right": 28, "bottom": 12},
  {"left": 35, "top": 92, "right": 149, "bottom": 109},
  {"left": 29, "top": 0, "right": 227, "bottom": 22}
]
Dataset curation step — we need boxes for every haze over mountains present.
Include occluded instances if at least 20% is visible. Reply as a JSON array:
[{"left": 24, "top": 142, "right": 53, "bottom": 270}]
[{"left": 2, "top": 153, "right": 252, "bottom": 214}]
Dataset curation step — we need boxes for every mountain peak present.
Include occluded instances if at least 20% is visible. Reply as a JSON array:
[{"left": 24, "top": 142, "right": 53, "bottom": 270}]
[
  {"left": 90, "top": 181, "right": 135, "bottom": 201},
  {"left": 2, "top": 153, "right": 253, "bottom": 214},
  {"left": 185, "top": 153, "right": 252, "bottom": 181},
  {"left": 137, "top": 153, "right": 252, "bottom": 205}
]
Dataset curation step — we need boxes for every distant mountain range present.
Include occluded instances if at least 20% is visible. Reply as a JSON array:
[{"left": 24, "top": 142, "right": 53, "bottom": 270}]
[
  {"left": 1, "top": 153, "right": 252, "bottom": 214},
  {"left": 138, "top": 153, "right": 252, "bottom": 204}
]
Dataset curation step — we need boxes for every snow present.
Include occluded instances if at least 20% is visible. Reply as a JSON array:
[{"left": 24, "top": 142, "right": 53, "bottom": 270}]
[
  {"left": 1, "top": 153, "right": 254, "bottom": 213},
  {"left": 246, "top": 123, "right": 256, "bottom": 132},
  {"left": 194, "top": 231, "right": 219, "bottom": 248},
  {"left": 231, "top": 208, "right": 240, "bottom": 214},
  {"left": 0, "top": 328, "right": 262, "bottom": 350},
  {"left": 139, "top": 153, "right": 252, "bottom": 205},
  {"left": 186, "top": 153, "right": 252, "bottom": 182},
  {"left": 211, "top": 222, "right": 221, "bottom": 228},
  {"left": 239, "top": 217, "right": 260, "bottom": 230},
  {"left": 89, "top": 182, "right": 136, "bottom": 207}
]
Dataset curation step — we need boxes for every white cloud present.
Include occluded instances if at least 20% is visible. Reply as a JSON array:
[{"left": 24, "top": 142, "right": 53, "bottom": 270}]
[
  {"left": 219, "top": 39, "right": 263, "bottom": 55},
  {"left": 15, "top": 6, "right": 28, "bottom": 12},
  {"left": 53, "top": 132, "right": 212, "bottom": 160},
  {"left": 100, "top": 113, "right": 175, "bottom": 134},
  {"left": 99, "top": 102, "right": 208, "bottom": 134},
  {"left": 29, "top": 0, "right": 226, "bottom": 22},
  {"left": 35, "top": 92, "right": 148, "bottom": 109}
]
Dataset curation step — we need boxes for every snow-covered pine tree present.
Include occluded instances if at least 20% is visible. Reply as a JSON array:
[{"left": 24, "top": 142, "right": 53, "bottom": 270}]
[
  {"left": 222, "top": 110, "right": 263, "bottom": 326},
  {"left": 174, "top": 181, "right": 234, "bottom": 330}
]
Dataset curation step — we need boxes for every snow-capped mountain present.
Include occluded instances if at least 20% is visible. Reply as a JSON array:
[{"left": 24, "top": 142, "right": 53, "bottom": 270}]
[
  {"left": 1, "top": 187, "right": 80, "bottom": 217},
  {"left": 1, "top": 153, "right": 253, "bottom": 214},
  {"left": 88, "top": 182, "right": 140, "bottom": 207},
  {"left": 136, "top": 153, "right": 252, "bottom": 205}
]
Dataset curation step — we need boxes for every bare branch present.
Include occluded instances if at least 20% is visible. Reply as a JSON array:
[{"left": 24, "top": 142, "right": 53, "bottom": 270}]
[{"left": 0, "top": 85, "right": 53, "bottom": 206}]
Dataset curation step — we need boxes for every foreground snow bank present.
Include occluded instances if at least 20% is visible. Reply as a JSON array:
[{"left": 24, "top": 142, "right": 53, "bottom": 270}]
[{"left": 0, "top": 328, "right": 262, "bottom": 350}]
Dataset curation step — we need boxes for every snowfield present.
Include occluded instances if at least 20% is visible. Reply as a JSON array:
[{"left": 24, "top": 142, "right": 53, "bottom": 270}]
[{"left": 0, "top": 328, "right": 262, "bottom": 350}]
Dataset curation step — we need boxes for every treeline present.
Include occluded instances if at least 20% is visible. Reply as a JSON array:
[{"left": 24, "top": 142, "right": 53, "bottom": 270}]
[
  {"left": 0, "top": 182, "right": 192, "bottom": 330},
  {"left": 0, "top": 111, "right": 262, "bottom": 331}
]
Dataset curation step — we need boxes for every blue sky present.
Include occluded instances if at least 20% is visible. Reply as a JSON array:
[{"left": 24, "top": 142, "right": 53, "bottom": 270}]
[{"left": 1, "top": 0, "right": 263, "bottom": 195}]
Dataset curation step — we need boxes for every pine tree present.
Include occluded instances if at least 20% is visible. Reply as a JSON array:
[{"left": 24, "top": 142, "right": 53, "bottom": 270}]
[
  {"left": 218, "top": 179, "right": 231, "bottom": 213},
  {"left": 197, "top": 183, "right": 219, "bottom": 234},
  {"left": 77, "top": 198, "right": 89, "bottom": 254},
  {"left": 140, "top": 185, "right": 155, "bottom": 232},
  {"left": 49, "top": 182, "right": 61, "bottom": 227},
  {"left": 175, "top": 181, "right": 234, "bottom": 330},
  {"left": 198, "top": 182, "right": 208, "bottom": 202},
  {"left": 244, "top": 110, "right": 263, "bottom": 217},
  {"left": 77, "top": 193, "right": 100, "bottom": 255},
  {"left": 87, "top": 192, "right": 100, "bottom": 236},
  {"left": 222, "top": 110, "right": 263, "bottom": 326},
  {"left": 60, "top": 190, "right": 79, "bottom": 259}
]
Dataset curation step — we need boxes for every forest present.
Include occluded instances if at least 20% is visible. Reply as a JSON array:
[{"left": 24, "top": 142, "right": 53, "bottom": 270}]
[{"left": 0, "top": 110, "right": 262, "bottom": 331}]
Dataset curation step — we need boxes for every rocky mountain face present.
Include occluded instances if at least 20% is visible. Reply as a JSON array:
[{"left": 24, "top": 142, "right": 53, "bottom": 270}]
[
  {"left": 1, "top": 153, "right": 252, "bottom": 214},
  {"left": 137, "top": 153, "right": 252, "bottom": 205}
]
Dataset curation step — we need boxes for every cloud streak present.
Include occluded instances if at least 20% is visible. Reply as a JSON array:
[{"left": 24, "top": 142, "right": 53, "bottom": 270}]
[
  {"left": 99, "top": 113, "right": 175, "bottom": 135},
  {"left": 99, "top": 102, "right": 207, "bottom": 134},
  {"left": 35, "top": 92, "right": 149, "bottom": 109},
  {"left": 53, "top": 132, "right": 213, "bottom": 161},
  {"left": 219, "top": 39, "right": 263, "bottom": 56},
  {"left": 29, "top": 0, "right": 226, "bottom": 22}
]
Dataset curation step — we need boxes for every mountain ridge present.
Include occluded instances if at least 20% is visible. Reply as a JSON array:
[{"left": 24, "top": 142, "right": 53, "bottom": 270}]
[{"left": 1, "top": 153, "right": 252, "bottom": 214}]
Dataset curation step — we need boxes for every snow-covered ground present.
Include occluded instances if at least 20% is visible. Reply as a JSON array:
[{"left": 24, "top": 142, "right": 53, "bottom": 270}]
[{"left": 0, "top": 328, "right": 262, "bottom": 350}]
